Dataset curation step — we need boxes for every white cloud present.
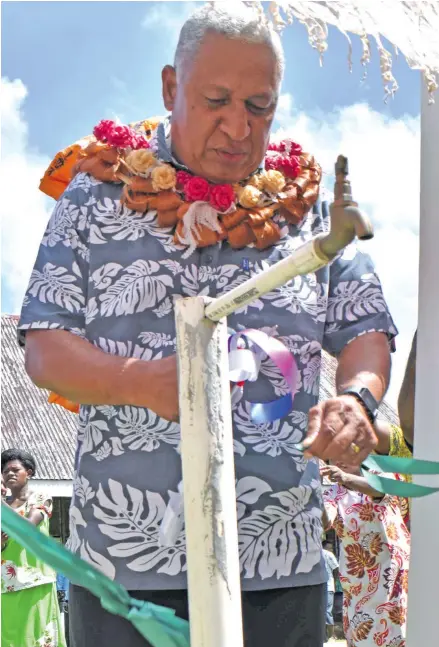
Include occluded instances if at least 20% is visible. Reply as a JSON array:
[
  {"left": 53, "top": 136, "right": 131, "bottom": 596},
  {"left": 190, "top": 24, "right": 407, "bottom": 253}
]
[
  {"left": 1, "top": 77, "right": 53, "bottom": 314},
  {"left": 141, "top": 1, "right": 200, "bottom": 55},
  {"left": 273, "top": 94, "right": 419, "bottom": 407}
]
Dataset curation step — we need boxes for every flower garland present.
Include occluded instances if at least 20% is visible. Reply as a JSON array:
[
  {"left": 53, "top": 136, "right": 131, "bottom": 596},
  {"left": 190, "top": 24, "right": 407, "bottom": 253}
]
[{"left": 70, "top": 119, "right": 322, "bottom": 253}]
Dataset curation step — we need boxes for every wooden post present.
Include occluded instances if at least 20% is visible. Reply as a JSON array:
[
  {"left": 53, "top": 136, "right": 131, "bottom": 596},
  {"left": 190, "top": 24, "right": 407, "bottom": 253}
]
[
  {"left": 406, "top": 88, "right": 439, "bottom": 647},
  {"left": 175, "top": 297, "right": 244, "bottom": 647}
]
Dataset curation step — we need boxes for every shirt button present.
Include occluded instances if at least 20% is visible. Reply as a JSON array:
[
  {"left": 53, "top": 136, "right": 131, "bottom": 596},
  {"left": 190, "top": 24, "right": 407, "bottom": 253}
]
[{"left": 204, "top": 254, "right": 213, "bottom": 263}]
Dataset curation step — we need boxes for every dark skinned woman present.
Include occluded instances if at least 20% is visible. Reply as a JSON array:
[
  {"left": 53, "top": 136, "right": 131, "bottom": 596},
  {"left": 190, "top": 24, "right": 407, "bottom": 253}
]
[{"left": 1, "top": 448, "right": 66, "bottom": 647}]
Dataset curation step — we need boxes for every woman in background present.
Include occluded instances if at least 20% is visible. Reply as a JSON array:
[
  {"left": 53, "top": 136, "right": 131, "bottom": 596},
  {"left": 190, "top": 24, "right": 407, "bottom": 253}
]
[
  {"left": 321, "top": 461, "right": 410, "bottom": 647},
  {"left": 1, "top": 448, "right": 66, "bottom": 647}
]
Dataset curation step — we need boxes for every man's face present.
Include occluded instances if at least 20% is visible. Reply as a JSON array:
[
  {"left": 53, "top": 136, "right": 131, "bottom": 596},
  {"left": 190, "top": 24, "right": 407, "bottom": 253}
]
[{"left": 162, "top": 32, "right": 279, "bottom": 184}]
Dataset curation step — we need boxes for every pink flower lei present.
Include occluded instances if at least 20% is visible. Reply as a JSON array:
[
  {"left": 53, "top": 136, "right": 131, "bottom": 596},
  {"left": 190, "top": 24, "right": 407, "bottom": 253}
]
[{"left": 93, "top": 119, "right": 149, "bottom": 150}]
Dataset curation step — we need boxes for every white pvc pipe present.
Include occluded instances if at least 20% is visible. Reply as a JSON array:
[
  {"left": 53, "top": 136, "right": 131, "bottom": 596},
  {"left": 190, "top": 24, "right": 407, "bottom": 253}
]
[
  {"left": 406, "top": 88, "right": 439, "bottom": 647},
  {"left": 175, "top": 297, "right": 244, "bottom": 647}
]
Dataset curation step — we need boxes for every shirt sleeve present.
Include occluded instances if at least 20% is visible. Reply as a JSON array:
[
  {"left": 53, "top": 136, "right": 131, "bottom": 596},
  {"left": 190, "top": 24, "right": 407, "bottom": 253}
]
[
  {"left": 18, "top": 174, "right": 92, "bottom": 346},
  {"left": 328, "top": 551, "right": 339, "bottom": 570},
  {"left": 322, "top": 485, "right": 338, "bottom": 526},
  {"left": 322, "top": 235, "right": 398, "bottom": 356}
]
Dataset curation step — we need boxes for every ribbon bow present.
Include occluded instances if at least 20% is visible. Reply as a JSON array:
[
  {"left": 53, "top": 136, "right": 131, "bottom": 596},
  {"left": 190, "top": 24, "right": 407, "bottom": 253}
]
[{"left": 228, "top": 328, "right": 298, "bottom": 423}]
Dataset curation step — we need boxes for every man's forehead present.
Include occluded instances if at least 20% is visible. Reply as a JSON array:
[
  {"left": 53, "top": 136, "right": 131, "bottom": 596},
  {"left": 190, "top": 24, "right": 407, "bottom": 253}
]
[{"left": 184, "top": 31, "right": 279, "bottom": 81}]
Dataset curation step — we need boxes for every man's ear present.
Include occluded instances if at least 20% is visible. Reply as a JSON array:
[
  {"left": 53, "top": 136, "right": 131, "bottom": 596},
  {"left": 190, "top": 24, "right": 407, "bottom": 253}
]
[{"left": 162, "top": 65, "right": 177, "bottom": 111}]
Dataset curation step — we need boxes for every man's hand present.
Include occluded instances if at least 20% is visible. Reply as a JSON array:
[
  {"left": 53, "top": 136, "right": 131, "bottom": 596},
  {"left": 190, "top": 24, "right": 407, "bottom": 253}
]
[{"left": 303, "top": 395, "right": 378, "bottom": 464}]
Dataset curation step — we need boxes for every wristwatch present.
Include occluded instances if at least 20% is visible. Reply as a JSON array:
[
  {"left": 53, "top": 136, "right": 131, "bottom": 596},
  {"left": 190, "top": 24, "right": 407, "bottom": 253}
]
[{"left": 340, "top": 385, "right": 379, "bottom": 423}]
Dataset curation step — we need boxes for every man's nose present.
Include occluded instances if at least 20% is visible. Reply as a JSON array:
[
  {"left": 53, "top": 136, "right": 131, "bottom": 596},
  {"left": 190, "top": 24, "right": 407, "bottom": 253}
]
[{"left": 218, "top": 103, "right": 251, "bottom": 142}]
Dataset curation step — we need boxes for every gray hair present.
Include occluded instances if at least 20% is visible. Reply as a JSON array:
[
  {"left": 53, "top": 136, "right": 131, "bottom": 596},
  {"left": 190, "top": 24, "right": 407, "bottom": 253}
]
[{"left": 174, "top": 3, "right": 285, "bottom": 84}]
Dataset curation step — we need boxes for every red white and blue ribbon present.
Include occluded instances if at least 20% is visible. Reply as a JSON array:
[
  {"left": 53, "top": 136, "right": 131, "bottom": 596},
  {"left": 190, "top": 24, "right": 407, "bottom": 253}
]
[{"left": 228, "top": 328, "right": 298, "bottom": 423}]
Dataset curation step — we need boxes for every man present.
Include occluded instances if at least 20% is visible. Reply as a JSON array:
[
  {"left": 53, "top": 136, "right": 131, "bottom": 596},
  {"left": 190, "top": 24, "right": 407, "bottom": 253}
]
[
  {"left": 322, "top": 541, "right": 339, "bottom": 644},
  {"left": 19, "top": 5, "right": 396, "bottom": 647}
]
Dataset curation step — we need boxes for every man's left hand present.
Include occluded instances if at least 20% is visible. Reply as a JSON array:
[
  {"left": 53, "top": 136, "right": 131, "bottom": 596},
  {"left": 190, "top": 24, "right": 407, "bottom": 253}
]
[{"left": 303, "top": 395, "right": 377, "bottom": 464}]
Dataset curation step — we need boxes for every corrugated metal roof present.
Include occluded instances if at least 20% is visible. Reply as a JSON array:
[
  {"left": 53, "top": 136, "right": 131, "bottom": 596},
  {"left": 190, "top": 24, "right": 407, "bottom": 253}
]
[
  {"left": 1, "top": 315, "right": 398, "bottom": 481},
  {"left": 1, "top": 315, "right": 77, "bottom": 481}
]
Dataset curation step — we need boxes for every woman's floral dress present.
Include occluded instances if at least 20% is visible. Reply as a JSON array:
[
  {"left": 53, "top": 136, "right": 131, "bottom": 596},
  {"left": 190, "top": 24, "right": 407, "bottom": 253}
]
[{"left": 323, "top": 483, "right": 410, "bottom": 647}]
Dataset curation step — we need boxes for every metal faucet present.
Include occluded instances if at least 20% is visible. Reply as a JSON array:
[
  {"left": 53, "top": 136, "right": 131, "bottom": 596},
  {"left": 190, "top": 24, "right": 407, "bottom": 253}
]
[{"left": 315, "top": 155, "right": 374, "bottom": 261}]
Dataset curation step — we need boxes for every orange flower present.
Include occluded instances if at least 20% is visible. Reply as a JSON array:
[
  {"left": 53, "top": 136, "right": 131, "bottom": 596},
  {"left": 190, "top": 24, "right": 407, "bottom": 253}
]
[
  {"left": 263, "top": 169, "right": 286, "bottom": 193},
  {"left": 151, "top": 164, "right": 176, "bottom": 191},
  {"left": 388, "top": 605, "right": 406, "bottom": 626},
  {"left": 239, "top": 185, "right": 261, "bottom": 208},
  {"left": 363, "top": 532, "right": 383, "bottom": 556},
  {"left": 401, "top": 570, "right": 409, "bottom": 594},
  {"left": 345, "top": 543, "right": 376, "bottom": 577},
  {"left": 386, "top": 522, "right": 399, "bottom": 541},
  {"left": 359, "top": 502, "right": 375, "bottom": 521},
  {"left": 352, "top": 614, "right": 374, "bottom": 642}
]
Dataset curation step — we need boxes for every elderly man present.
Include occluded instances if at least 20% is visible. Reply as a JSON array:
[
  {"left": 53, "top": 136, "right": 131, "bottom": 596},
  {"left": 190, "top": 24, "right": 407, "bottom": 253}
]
[{"left": 19, "top": 5, "right": 396, "bottom": 647}]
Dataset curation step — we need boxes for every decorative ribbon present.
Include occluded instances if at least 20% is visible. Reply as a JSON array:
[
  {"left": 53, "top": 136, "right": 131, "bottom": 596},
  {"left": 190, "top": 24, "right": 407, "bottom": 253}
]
[
  {"left": 362, "top": 454, "right": 439, "bottom": 498},
  {"left": 1, "top": 503, "right": 190, "bottom": 647},
  {"left": 228, "top": 328, "right": 298, "bottom": 424}
]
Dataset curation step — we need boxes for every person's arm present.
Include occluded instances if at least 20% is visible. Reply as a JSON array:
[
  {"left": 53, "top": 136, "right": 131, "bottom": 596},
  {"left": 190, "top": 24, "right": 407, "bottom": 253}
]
[
  {"left": 373, "top": 419, "right": 392, "bottom": 455},
  {"left": 303, "top": 231, "right": 397, "bottom": 465},
  {"left": 398, "top": 330, "right": 417, "bottom": 446},
  {"left": 306, "top": 331, "right": 390, "bottom": 463},
  {"left": 19, "top": 177, "right": 179, "bottom": 421},
  {"left": 25, "top": 330, "right": 179, "bottom": 421},
  {"left": 321, "top": 464, "right": 383, "bottom": 499}
]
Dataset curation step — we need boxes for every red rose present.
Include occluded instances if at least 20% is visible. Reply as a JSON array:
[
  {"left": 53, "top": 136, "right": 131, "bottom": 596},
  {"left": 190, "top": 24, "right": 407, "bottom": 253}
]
[
  {"left": 176, "top": 171, "right": 193, "bottom": 190},
  {"left": 93, "top": 119, "right": 116, "bottom": 143},
  {"left": 185, "top": 176, "right": 211, "bottom": 202},
  {"left": 209, "top": 184, "right": 235, "bottom": 212},
  {"left": 264, "top": 152, "right": 281, "bottom": 171},
  {"left": 268, "top": 141, "right": 286, "bottom": 153},
  {"left": 289, "top": 142, "right": 302, "bottom": 156},
  {"left": 108, "top": 125, "right": 137, "bottom": 149},
  {"left": 133, "top": 134, "right": 150, "bottom": 150},
  {"left": 279, "top": 156, "right": 300, "bottom": 178}
]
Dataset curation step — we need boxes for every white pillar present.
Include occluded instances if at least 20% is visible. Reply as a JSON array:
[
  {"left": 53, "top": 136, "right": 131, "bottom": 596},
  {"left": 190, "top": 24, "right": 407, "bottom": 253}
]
[
  {"left": 175, "top": 297, "right": 244, "bottom": 647},
  {"left": 406, "top": 89, "right": 439, "bottom": 647}
]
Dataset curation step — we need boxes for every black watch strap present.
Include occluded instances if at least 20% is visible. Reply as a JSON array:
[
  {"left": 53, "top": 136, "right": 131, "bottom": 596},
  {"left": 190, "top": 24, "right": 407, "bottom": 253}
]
[{"left": 340, "top": 385, "right": 379, "bottom": 423}]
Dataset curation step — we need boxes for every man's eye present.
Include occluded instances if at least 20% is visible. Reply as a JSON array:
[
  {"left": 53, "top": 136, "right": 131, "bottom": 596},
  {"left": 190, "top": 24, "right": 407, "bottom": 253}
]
[
  {"left": 246, "top": 102, "right": 270, "bottom": 115},
  {"left": 206, "top": 98, "right": 227, "bottom": 107}
]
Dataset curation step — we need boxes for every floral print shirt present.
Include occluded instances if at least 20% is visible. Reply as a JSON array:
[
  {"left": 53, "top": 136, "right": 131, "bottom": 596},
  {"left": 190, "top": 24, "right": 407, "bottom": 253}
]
[
  {"left": 18, "top": 120, "right": 397, "bottom": 591},
  {"left": 1, "top": 492, "right": 55, "bottom": 593},
  {"left": 323, "top": 484, "right": 410, "bottom": 646}
]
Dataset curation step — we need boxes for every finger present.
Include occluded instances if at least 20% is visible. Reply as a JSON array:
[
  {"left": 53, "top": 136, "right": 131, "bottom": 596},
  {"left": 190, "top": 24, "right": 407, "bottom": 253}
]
[
  {"left": 298, "top": 404, "right": 324, "bottom": 452},
  {"left": 305, "top": 407, "right": 345, "bottom": 459},
  {"left": 322, "top": 422, "right": 359, "bottom": 462}
]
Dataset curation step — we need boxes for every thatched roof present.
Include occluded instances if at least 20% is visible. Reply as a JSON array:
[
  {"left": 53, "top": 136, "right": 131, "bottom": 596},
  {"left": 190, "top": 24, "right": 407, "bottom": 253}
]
[
  {"left": 1, "top": 315, "right": 398, "bottom": 481},
  {"left": 1, "top": 315, "right": 77, "bottom": 481}
]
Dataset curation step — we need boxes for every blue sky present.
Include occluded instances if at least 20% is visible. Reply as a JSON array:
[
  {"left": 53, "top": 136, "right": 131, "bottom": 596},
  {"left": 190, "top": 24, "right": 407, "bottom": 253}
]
[
  {"left": 2, "top": 1, "right": 420, "bottom": 157},
  {"left": 1, "top": 1, "right": 421, "bottom": 404}
]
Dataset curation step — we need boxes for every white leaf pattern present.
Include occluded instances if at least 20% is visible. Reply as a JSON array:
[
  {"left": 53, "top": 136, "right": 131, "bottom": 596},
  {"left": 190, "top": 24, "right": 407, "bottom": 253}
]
[
  {"left": 98, "top": 260, "right": 173, "bottom": 316},
  {"left": 27, "top": 263, "right": 85, "bottom": 313},
  {"left": 238, "top": 484, "right": 322, "bottom": 579},
  {"left": 80, "top": 541, "right": 116, "bottom": 580},
  {"left": 138, "top": 331, "right": 175, "bottom": 348},
  {"left": 93, "top": 480, "right": 186, "bottom": 575},
  {"left": 327, "top": 280, "right": 388, "bottom": 322},
  {"left": 115, "top": 407, "right": 180, "bottom": 451}
]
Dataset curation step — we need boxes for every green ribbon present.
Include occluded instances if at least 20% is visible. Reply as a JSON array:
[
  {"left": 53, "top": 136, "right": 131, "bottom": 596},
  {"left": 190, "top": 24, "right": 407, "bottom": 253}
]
[
  {"left": 1, "top": 503, "right": 190, "bottom": 647},
  {"left": 362, "top": 455, "right": 439, "bottom": 498}
]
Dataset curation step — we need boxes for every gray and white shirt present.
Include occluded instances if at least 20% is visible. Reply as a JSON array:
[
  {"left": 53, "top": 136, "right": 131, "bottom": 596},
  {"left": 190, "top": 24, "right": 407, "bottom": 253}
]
[{"left": 19, "top": 123, "right": 397, "bottom": 591}]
